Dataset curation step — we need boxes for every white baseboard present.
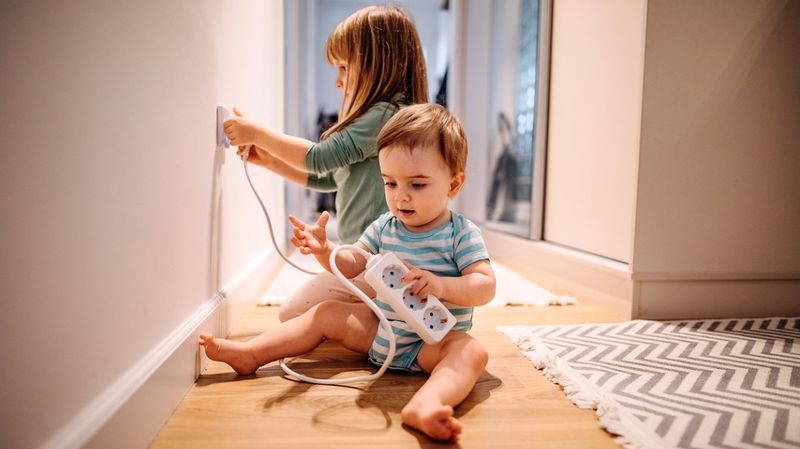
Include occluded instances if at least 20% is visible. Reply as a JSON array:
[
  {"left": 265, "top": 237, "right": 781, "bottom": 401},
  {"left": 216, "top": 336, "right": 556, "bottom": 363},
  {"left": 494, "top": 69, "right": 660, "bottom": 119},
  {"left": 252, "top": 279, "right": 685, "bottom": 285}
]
[
  {"left": 633, "top": 279, "right": 800, "bottom": 320},
  {"left": 482, "top": 228, "right": 800, "bottom": 321},
  {"left": 482, "top": 229, "right": 634, "bottom": 318},
  {"left": 40, "top": 249, "right": 283, "bottom": 449}
]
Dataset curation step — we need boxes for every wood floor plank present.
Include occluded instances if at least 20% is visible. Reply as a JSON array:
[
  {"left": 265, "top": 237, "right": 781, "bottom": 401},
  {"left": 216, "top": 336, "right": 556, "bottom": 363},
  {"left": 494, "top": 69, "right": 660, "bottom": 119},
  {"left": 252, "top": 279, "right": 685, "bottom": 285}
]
[{"left": 150, "top": 297, "right": 627, "bottom": 448}]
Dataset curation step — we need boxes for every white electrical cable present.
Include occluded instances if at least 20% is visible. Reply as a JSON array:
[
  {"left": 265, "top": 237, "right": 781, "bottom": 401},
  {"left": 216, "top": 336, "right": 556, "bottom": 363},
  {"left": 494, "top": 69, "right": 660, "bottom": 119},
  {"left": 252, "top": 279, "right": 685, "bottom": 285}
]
[
  {"left": 278, "top": 245, "right": 397, "bottom": 384},
  {"left": 240, "top": 153, "right": 396, "bottom": 384},
  {"left": 242, "top": 156, "right": 320, "bottom": 276}
]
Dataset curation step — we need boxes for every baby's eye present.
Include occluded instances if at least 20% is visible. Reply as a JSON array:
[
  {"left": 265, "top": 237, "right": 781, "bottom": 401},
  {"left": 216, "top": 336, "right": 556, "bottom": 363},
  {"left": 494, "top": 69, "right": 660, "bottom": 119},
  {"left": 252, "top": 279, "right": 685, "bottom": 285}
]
[
  {"left": 384, "top": 181, "right": 397, "bottom": 188},
  {"left": 411, "top": 183, "right": 427, "bottom": 189}
]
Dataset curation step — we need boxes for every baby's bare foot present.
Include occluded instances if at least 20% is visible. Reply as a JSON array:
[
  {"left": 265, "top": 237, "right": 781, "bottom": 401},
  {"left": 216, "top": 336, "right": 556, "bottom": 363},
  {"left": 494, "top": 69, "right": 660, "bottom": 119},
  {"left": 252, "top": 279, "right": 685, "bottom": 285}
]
[
  {"left": 198, "top": 334, "right": 260, "bottom": 375},
  {"left": 401, "top": 401, "right": 463, "bottom": 443}
]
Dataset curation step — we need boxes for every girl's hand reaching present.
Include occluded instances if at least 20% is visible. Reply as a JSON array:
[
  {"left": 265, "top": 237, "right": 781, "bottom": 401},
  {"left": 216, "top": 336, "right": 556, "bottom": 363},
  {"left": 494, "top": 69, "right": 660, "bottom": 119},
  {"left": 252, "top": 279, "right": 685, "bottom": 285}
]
[
  {"left": 237, "top": 145, "right": 276, "bottom": 169},
  {"left": 224, "top": 107, "right": 260, "bottom": 146},
  {"left": 289, "top": 212, "right": 330, "bottom": 255}
]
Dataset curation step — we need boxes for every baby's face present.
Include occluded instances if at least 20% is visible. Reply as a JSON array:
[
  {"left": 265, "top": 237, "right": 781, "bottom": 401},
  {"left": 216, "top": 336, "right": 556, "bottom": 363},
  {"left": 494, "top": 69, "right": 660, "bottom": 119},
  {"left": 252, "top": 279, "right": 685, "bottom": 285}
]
[{"left": 379, "top": 143, "right": 463, "bottom": 233}]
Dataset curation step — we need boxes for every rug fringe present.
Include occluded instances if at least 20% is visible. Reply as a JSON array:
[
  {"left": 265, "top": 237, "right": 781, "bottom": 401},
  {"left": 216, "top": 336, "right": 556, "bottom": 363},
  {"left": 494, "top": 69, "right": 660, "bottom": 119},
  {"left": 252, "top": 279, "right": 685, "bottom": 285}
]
[
  {"left": 499, "top": 326, "right": 666, "bottom": 449},
  {"left": 488, "top": 292, "right": 577, "bottom": 307}
]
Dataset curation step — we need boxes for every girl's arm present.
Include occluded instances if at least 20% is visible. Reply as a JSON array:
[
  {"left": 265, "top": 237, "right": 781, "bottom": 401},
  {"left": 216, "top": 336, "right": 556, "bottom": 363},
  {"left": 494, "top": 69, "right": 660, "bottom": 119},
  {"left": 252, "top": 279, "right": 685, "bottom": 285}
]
[
  {"left": 401, "top": 260, "right": 496, "bottom": 307},
  {"left": 239, "top": 145, "right": 309, "bottom": 186},
  {"left": 225, "top": 108, "right": 312, "bottom": 171}
]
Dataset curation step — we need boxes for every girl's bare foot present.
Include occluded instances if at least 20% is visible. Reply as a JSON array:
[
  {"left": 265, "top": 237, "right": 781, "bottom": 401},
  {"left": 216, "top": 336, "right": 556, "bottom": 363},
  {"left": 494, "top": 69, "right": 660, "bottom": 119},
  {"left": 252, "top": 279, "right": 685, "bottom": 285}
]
[
  {"left": 401, "top": 400, "right": 463, "bottom": 443},
  {"left": 198, "top": 334, "right": 260, "bottom": 375}
]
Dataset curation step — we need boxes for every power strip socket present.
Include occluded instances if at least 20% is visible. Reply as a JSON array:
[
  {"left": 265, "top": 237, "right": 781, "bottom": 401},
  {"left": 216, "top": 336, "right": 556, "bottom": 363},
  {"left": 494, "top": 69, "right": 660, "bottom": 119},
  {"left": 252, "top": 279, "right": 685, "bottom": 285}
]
[{"left": 363, "top": 252, "right": 456, "bottom": 344}]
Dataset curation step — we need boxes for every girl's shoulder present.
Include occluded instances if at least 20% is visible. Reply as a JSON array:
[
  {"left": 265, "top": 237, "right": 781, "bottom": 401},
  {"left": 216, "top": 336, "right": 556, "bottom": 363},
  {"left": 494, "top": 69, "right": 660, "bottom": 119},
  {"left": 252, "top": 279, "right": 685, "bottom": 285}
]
[
  {"left": 341, "top": 101, "right": 404, "bottom": 141},
  {"left": 357, "top": 100, "right": 402, "bottom": 124}
]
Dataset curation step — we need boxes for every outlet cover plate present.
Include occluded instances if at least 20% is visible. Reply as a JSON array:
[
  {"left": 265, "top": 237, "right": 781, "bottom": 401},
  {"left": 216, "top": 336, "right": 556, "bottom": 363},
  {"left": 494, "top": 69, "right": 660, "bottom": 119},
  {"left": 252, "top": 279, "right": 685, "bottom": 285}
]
[{"left": 216, "top": 106, "right": 230, "bottom": 149}]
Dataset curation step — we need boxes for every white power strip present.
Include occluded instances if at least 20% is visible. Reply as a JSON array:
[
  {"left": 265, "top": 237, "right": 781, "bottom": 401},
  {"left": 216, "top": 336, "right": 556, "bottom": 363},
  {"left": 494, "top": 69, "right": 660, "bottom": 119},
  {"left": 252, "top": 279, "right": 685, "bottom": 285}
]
[{"left": 363, "top": 252, "right": 456, "bottom": 344}]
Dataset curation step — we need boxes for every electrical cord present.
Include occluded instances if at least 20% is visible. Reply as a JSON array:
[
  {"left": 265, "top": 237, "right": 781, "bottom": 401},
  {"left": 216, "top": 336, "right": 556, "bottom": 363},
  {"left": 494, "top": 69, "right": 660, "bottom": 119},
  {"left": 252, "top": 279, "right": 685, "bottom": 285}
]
[
  {"left": 279, "top": 245, "right": 397, "bottom": 384},
  {"left": 242, "top": 155, "right": 320, "bottom": 276},
  {"left": 240, "top": 152, "right": 396, "bottom": 384}
]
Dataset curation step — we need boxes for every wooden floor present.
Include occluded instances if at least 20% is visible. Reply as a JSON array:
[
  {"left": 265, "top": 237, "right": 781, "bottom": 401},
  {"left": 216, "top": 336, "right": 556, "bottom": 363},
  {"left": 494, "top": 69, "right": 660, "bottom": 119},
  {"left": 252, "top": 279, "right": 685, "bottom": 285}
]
[{"left": 150, "top": 291, "right": 628, "bottom": 448}]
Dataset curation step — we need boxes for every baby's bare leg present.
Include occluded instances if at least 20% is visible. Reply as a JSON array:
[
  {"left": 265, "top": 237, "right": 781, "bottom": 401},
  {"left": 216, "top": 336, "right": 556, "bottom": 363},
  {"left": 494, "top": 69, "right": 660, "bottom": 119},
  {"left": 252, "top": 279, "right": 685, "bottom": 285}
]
[
  {"left": 199, "top": 300, "right": 378, "bottom": 375},
  {"left": 401, "top": 331, "right": 489, "bottom": 443}
]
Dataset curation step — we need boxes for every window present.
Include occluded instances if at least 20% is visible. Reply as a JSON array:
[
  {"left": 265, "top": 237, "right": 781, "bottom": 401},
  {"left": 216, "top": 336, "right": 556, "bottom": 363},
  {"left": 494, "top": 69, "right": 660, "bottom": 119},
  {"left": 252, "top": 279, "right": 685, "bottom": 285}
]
[{"left": 483, "top": 0, "right": 550, "bottom": 239}]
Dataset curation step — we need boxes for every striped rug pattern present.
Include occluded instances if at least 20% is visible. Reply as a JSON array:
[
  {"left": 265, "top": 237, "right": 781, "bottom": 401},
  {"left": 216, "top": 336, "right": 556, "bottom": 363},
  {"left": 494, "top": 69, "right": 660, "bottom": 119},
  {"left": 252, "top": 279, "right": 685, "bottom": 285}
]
[{"left": 499, "top": 318, "right": 800, "bottom": 449}]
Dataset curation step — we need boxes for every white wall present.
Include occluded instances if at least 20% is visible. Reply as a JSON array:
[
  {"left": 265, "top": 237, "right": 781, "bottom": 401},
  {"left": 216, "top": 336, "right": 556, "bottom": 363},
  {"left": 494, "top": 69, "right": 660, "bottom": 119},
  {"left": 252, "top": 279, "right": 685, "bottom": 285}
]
[
  {"left": 544, "top": 0, "right": 646, "bottom": 263},
  {"left": 634, "top": 0, "right": 800, "bottom": 278},
  {"left": 631, "top": 0, "right": 800, "bottom": 319},
  {"left": 0, "top": 1, "right": 284, "bottom": 448}
]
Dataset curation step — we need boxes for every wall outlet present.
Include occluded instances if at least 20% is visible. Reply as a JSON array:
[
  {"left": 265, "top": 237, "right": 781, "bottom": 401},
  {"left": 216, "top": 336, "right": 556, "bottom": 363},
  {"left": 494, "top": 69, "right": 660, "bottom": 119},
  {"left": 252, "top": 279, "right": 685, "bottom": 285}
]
[
  {"left": 216, "top": 106, "right": 230, "bottom": 149},
  {"left": 364, "top": 252, "right": 456, "bottom": 344}
]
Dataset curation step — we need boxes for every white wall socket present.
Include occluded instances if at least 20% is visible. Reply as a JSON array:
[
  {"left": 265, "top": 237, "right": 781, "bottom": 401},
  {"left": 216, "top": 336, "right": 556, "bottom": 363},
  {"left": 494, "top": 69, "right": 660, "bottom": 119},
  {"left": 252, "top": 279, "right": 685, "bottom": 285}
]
[{"left": 216, "top": 106, "right": 230, "bottom": 149}]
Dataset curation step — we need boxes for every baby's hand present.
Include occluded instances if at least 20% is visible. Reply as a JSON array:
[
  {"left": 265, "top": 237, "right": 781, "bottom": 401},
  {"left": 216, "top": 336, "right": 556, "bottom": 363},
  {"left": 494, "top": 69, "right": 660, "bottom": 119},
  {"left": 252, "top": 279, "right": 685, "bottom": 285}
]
[
  {"left": 288, "top": 212, "right": 330, "bottom": 255},
  {"left": 224, "top": 107, "right": 258, "bottom": 146},
  {"left": 401, "top": 262, "right": 446, "bottom": 300}
]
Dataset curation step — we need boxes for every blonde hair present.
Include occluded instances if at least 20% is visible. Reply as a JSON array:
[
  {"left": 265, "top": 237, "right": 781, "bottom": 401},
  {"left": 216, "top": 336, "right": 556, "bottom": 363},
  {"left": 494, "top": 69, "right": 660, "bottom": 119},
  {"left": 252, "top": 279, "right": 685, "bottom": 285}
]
[
  {"left": 377, "top": 103, "right": 468, "bottom": 176},
  {"left": 322, "top": 5, "right": 428, "bottom": 139}
]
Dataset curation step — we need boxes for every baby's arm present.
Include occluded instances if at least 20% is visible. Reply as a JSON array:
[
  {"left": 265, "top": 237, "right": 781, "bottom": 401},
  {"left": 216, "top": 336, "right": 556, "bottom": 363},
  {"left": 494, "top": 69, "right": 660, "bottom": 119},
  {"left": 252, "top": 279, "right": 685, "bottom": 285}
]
[
  {"left": 330, "top": 241, "right": 370, "bottom": 279},
  {"left": 402, "top": 260, "right": 496, "bottom": 307},
  {"left": 288, "top": 213, "right": 369, "bottom": 277}
]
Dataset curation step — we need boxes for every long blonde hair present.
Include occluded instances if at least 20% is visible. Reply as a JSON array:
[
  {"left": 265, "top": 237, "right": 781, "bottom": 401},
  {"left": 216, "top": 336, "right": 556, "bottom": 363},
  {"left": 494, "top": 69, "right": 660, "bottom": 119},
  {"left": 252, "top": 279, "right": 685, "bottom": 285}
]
[{"left": 322, "top": 5, "right": 428, "bottom": 139}]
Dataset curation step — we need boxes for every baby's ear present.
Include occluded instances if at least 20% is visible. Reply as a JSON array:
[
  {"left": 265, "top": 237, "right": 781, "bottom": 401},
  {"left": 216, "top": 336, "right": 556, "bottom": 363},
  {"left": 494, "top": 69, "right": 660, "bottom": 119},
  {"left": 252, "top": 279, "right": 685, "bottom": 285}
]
[{"left": 448, "top": 172, "right": 466, "bottom": 198}]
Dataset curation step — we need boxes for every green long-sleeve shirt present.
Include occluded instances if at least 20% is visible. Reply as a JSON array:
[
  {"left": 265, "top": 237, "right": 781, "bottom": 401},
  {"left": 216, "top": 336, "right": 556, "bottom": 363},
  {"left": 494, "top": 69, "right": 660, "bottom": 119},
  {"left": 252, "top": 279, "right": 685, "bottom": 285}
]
[{"left": 305, "top": 101, "right": 399, "bottom": 243}]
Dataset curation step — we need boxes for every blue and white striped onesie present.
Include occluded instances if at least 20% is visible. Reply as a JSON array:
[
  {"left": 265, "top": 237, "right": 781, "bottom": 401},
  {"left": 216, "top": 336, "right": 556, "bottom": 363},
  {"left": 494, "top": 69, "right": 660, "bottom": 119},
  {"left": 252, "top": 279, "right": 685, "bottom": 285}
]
[{"left": 357, "top": 211, "right": 490, "bottom": 372}]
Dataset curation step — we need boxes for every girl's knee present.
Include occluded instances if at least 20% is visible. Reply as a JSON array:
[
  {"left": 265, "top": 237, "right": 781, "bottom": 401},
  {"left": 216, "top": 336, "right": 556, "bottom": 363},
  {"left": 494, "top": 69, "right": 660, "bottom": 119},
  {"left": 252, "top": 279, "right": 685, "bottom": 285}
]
[
  {"left": 277, "top": 302, "right": 301, "bottom": 322},
  {"left": 278, "top": 294, "right": 321, "bottom": 321},
  {"left": 278, "top": 289, "right": 311, "bottom": 322},
  {"left": 277, "top": 273, "right": 340, "bottom": 322}
]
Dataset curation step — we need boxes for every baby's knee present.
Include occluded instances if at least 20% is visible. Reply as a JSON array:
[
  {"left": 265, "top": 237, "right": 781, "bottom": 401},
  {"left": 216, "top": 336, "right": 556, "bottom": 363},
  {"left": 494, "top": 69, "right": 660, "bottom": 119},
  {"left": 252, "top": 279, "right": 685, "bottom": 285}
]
[
  {"left": 462, "top": 340, "right": 489, "bottom": 372},
  {"left": 312, "top": 299, "right": 338, "bottom": 313},
  {"left": 308, "top": 299, "right": 348, "bottom": 323},
  {"left": 309, "top": 300, "right": 371, "bottom": 346}
]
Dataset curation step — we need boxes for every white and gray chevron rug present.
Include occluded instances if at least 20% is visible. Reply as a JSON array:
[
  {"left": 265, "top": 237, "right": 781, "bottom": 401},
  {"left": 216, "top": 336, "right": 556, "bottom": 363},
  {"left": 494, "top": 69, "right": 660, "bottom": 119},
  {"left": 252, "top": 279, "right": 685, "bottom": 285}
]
[{"left": 499, "top": 318, "right": 800, "bottom": 449}]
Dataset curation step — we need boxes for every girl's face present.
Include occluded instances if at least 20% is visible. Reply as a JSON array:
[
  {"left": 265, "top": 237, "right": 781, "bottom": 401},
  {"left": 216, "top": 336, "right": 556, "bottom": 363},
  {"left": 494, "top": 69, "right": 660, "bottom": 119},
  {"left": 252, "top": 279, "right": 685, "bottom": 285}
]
[
  {"left": 334, "top": 59, "right": 353, "bottom": 110},
  {"left": 379, "top": 144, "right": 465, "bottom": 233}
]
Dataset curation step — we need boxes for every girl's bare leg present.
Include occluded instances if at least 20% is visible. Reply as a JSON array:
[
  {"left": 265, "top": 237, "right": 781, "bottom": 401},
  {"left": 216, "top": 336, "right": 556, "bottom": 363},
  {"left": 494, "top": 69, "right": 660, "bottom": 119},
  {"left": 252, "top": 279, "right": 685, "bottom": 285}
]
[
  {"left": 278, "top": 271, "right": 375, "bottom": 322},
  {"left": 401, "top": 331, "right": 489, "bottom": 443},
  {"left": 199, "top": 300, "right": 378, "bottom": 375}
]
